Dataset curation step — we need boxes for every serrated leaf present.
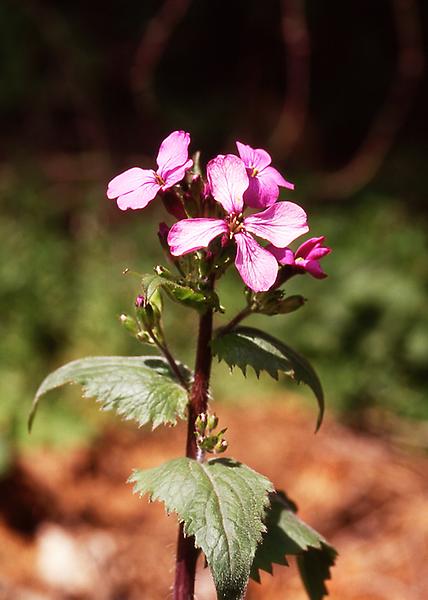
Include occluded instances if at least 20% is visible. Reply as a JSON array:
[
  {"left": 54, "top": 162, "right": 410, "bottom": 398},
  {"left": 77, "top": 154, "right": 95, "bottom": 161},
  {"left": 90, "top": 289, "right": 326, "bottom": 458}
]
[
  {"left": 297, "top": 545, "right": 337, "bottom": 600},
  {"left": 130, "top": 457, "right": 274, "bottom": 600},
  {"left": 29, "top": 356, "right": 190, "bottom": 431},
  {"left": 212, "top": 327, "right": 324, "bottom": 430},
  {"left": 251, "top": 492, "right": 337, "bottom": 600},
  {"left": 142, "top": 273, "right": 220, "bottom": 313}
]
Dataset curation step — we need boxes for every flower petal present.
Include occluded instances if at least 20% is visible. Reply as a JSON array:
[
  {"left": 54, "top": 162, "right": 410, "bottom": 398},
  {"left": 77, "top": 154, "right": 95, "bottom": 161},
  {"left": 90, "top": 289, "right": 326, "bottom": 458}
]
[
  {"left": 162, "top": 158, "right": 193, "bottom": 188},
  {"left": 307, "top": 246, "right": 331, "bottom": 260},
  {"left": 167, "top": 218, "right": 227, "bottom": 256},
  {"left": 295, "top": 236, "right": 331, "bottom": 260},
  {"left": 116, "top": 180, "right": 160, "bottom": 210},
  {"left": 236, "top": 141, "right": 271, "bottom": 171},
  {"left": 234, "top": 232, "right": 278, "bottom": 292},
  {"left": 207, "top": 154, "right": 248, "bottom": 214},
  {"left": 303, "top": 259, "right": 327, "bottom": 279},
  {"left": 244, "top": 172, "right": 279, "bottom": 209},
  {"left": 156, "top": 130, "right": 191, "bottom": 178},
  {"left": 262, "top": 166, "right": 294, "bottom": 190},
  {"left": 266, "top": 245, "right": 295, "bottom": 265},
  {"left": 107, "top": 167, "right": 154, "bottom": 199},
  {"left": 244, "top": 201, "right": 308, "bottom": 247}
]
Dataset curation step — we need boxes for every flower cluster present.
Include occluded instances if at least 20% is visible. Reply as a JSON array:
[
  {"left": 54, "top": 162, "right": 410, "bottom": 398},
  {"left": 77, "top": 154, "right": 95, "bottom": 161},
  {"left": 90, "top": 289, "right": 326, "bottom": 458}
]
[{"left": 107, "top": 131, "right": 330, "bottom": 292}]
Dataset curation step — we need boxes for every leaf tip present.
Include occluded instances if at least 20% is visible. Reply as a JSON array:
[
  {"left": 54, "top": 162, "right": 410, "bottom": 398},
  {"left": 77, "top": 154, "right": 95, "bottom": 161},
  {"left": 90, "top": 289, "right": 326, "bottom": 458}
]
[
  {"left": 27, "top": 398, "right": 38, "bottom": 433},
  {"left": 314, "top": 403, "right": 325, "bottom": 433}
]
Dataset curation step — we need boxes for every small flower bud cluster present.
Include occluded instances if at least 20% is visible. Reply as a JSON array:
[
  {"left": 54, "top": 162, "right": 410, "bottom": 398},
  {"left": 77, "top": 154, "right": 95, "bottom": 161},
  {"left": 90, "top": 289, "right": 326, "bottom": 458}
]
[
  {"left": 195, "top": 413, "right": 228, "bottom": 454},
  {"left": 119, "top": 289, "right": 164, "bottom": 345}
]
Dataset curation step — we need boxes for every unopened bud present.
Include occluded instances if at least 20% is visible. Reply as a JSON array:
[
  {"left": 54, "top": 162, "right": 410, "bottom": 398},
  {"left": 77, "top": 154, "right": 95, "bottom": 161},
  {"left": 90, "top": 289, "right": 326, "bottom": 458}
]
[
  {"left": 206, "top": 413, "right": 218, "bottom": 432},
  {"left": 134, "top": 300, "right": 156, "bottom": 331},
  {"left": 195, "top": 413, "right": 207, "bottom": 435},
  {"left": 189, "top": 174, "right": 204, "bottom": 207},
  {"left": 253, "top": 290, "right": 306, "bottom": 316},
  {"left": 214, "top": 438, "right": 228, "bottom": 453},
  {"left": 135, "top": 288, "right": 163, "bottom": 331},
  {"left": 162, "top": 190, "right": 187, "bottom": 220},
  {"left": 135, "top": 295, "right": 145, "bottom": 308},
  {"left": 136, "top": 330, "right": 154, "bottom": 344},
  {"left": 276, "top": 295, "right": 306, "bottom": 314},
  {"left": 199, "top": 436, "right": 216, "bottom": 452},
  {"left": 154, "top": 265, "right": 173, "bottom": 279},
  {"left": 119, "top": 314, "right": 138, "bottom": 335}
]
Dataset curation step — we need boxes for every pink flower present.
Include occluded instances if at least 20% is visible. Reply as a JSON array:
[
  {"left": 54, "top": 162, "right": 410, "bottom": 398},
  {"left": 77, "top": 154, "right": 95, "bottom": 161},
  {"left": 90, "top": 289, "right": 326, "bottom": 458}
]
[
  {"left": 167, "top": 154, "right": 308, "bottom": 292},
  {"left": 268, "top": 236, "right": 331, "bottom": 279},
  {"left": 236, "top": 141, "right": 294, "bottom": 209},
  {"left": 107, "top": 131, "right": 193, "bottom": 211}
]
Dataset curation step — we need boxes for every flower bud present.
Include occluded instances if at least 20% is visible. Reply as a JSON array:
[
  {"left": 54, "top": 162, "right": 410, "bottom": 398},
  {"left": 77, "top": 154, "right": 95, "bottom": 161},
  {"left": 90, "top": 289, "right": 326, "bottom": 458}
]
[
  {"left": 161, "top": 189, "right": 187, "bottom": 220},
  {"left": 149, "top": 289, "right": 163, "bottom": 317},
  {"left": 252, "top": 290, "right": 305, "bottom": 316},
  {"left": 119, "top": 313, "right": 138, "bottom": 335},
  {"left": 200, "top": 436, "right": 217, "bottom": 452},
  {"left": 136, "top": 330, "right": 154, "bottom": 344},
  {"left": 154, "top": 265, "right": 173, "bottom": 279},
  {"left": 214, "top": 438, "right": 228, "bottom": 453},
  {"left": 276, "top": 295, "right": 306, "bottom": 314},
  {"left": 135, "top": 301, "right": 156, "bottom": 332},
  {"left": 206, "top": 413, "right": 218, "bottom": 432},
  {"left": 135, "top": 295, "right": 145, "bottom": 309},
  {"left": 195, "top": 413, "right": 207, "bottom": 435}
]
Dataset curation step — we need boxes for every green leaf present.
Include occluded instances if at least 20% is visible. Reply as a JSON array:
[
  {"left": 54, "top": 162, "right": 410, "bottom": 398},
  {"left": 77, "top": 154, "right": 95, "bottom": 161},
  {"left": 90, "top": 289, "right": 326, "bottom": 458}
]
[
  {"left": 251, "top": 493, "right": 337, "bottom": 600},
  {"left": 142, "top": 273, "right": 220, "bottom": 313},
  {"left": 297, "top": 545, "right": 338, "bottom": 600},
  {"left": 29, "top": 356, "right": 190, "bottom": 431},
  {"left": 212, "top": 326, "right": 325, "bottom": 430},
  {"left": 130, "top": 457, "right": 274, "bottom": 600}
]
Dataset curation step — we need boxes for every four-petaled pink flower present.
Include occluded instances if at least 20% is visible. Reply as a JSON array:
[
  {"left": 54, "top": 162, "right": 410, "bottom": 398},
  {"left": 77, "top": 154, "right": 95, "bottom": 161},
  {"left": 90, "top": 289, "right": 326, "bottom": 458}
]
[
  {"left": 236, "top": 141, "right": 294, "bottom": 209},
  {"left": 167, "top": 154, "right": 308, "bottom": 292},
  {"left": 107, "top": 131, "right": 193, "bottom": 211},
  {"left": 268, "top": 236, "right": 331, "bottom": 279}
]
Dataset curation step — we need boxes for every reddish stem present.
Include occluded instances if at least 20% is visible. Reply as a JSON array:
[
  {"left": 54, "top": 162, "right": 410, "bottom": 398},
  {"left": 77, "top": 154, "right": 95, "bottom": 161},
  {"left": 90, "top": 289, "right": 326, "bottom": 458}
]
[{"left": 173, "top": 306, "right": 214, "bottom": 599}]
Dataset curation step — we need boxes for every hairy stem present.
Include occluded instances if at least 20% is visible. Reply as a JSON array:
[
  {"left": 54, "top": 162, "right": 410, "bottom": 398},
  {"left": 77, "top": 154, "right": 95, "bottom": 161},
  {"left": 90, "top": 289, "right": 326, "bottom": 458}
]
[{"left": 173, "top": 303, "right": 214, "bottom": 599}]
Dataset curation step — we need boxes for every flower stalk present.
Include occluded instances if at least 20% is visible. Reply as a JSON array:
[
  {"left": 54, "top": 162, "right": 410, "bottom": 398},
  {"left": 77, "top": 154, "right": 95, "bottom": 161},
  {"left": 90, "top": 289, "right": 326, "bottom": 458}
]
[{"left": 174, "top": 285, "right": 214, "bottom": 599}]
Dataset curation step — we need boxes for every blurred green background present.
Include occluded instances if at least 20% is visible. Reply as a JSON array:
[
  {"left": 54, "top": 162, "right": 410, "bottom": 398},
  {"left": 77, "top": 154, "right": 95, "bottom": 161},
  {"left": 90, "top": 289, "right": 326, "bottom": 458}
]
[{"left": 0, "top": 0, "right": 427, "bottom": 465}]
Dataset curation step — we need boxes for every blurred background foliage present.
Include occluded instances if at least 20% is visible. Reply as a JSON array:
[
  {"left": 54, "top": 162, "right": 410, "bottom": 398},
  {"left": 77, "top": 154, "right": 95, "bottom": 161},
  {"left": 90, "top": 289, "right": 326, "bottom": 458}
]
[{"left": 0, "top": 0, "right": 427, "bottom": 464}]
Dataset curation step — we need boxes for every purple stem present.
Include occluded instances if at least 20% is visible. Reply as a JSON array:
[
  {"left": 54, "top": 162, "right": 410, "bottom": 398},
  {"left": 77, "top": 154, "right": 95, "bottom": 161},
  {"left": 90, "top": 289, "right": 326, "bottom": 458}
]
[{"left": 173, "top": 305, "right": 214, "bottom": 599}]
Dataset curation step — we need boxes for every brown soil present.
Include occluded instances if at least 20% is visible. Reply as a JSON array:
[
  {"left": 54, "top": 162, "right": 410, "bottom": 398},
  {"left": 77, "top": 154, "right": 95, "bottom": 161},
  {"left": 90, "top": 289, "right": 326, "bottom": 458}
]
[{"left": 0, "top": 401, "right": 427, "bottom": 600}]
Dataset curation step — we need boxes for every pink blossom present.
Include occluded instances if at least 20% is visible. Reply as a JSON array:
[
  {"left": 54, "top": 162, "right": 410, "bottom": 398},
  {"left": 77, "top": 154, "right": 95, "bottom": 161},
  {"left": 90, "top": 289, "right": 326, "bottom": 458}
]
[
  {"left": 107, "top": 131, "right": 193, "bottom": 211},
  {"left": 268, "top": 236, "right": 331, "bottom": 279},
  {"left": 236, "top": 141, "right": 294, "bottom": 209},
  {"left": 167, "top": 154, "right": 308, "bottom": 292}
]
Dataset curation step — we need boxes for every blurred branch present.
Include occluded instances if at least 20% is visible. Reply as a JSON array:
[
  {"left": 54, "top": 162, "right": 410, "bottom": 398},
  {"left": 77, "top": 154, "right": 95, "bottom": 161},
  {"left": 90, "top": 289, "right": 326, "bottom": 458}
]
[
  {"left": 269, "top": 0, "right": 311, "bottom": 158},
  {"left": 318, "top": 0, "right": 424, "bottom": 198},
  {"left": 131, "top": 0, "right": 192, "bottom": 113}
]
